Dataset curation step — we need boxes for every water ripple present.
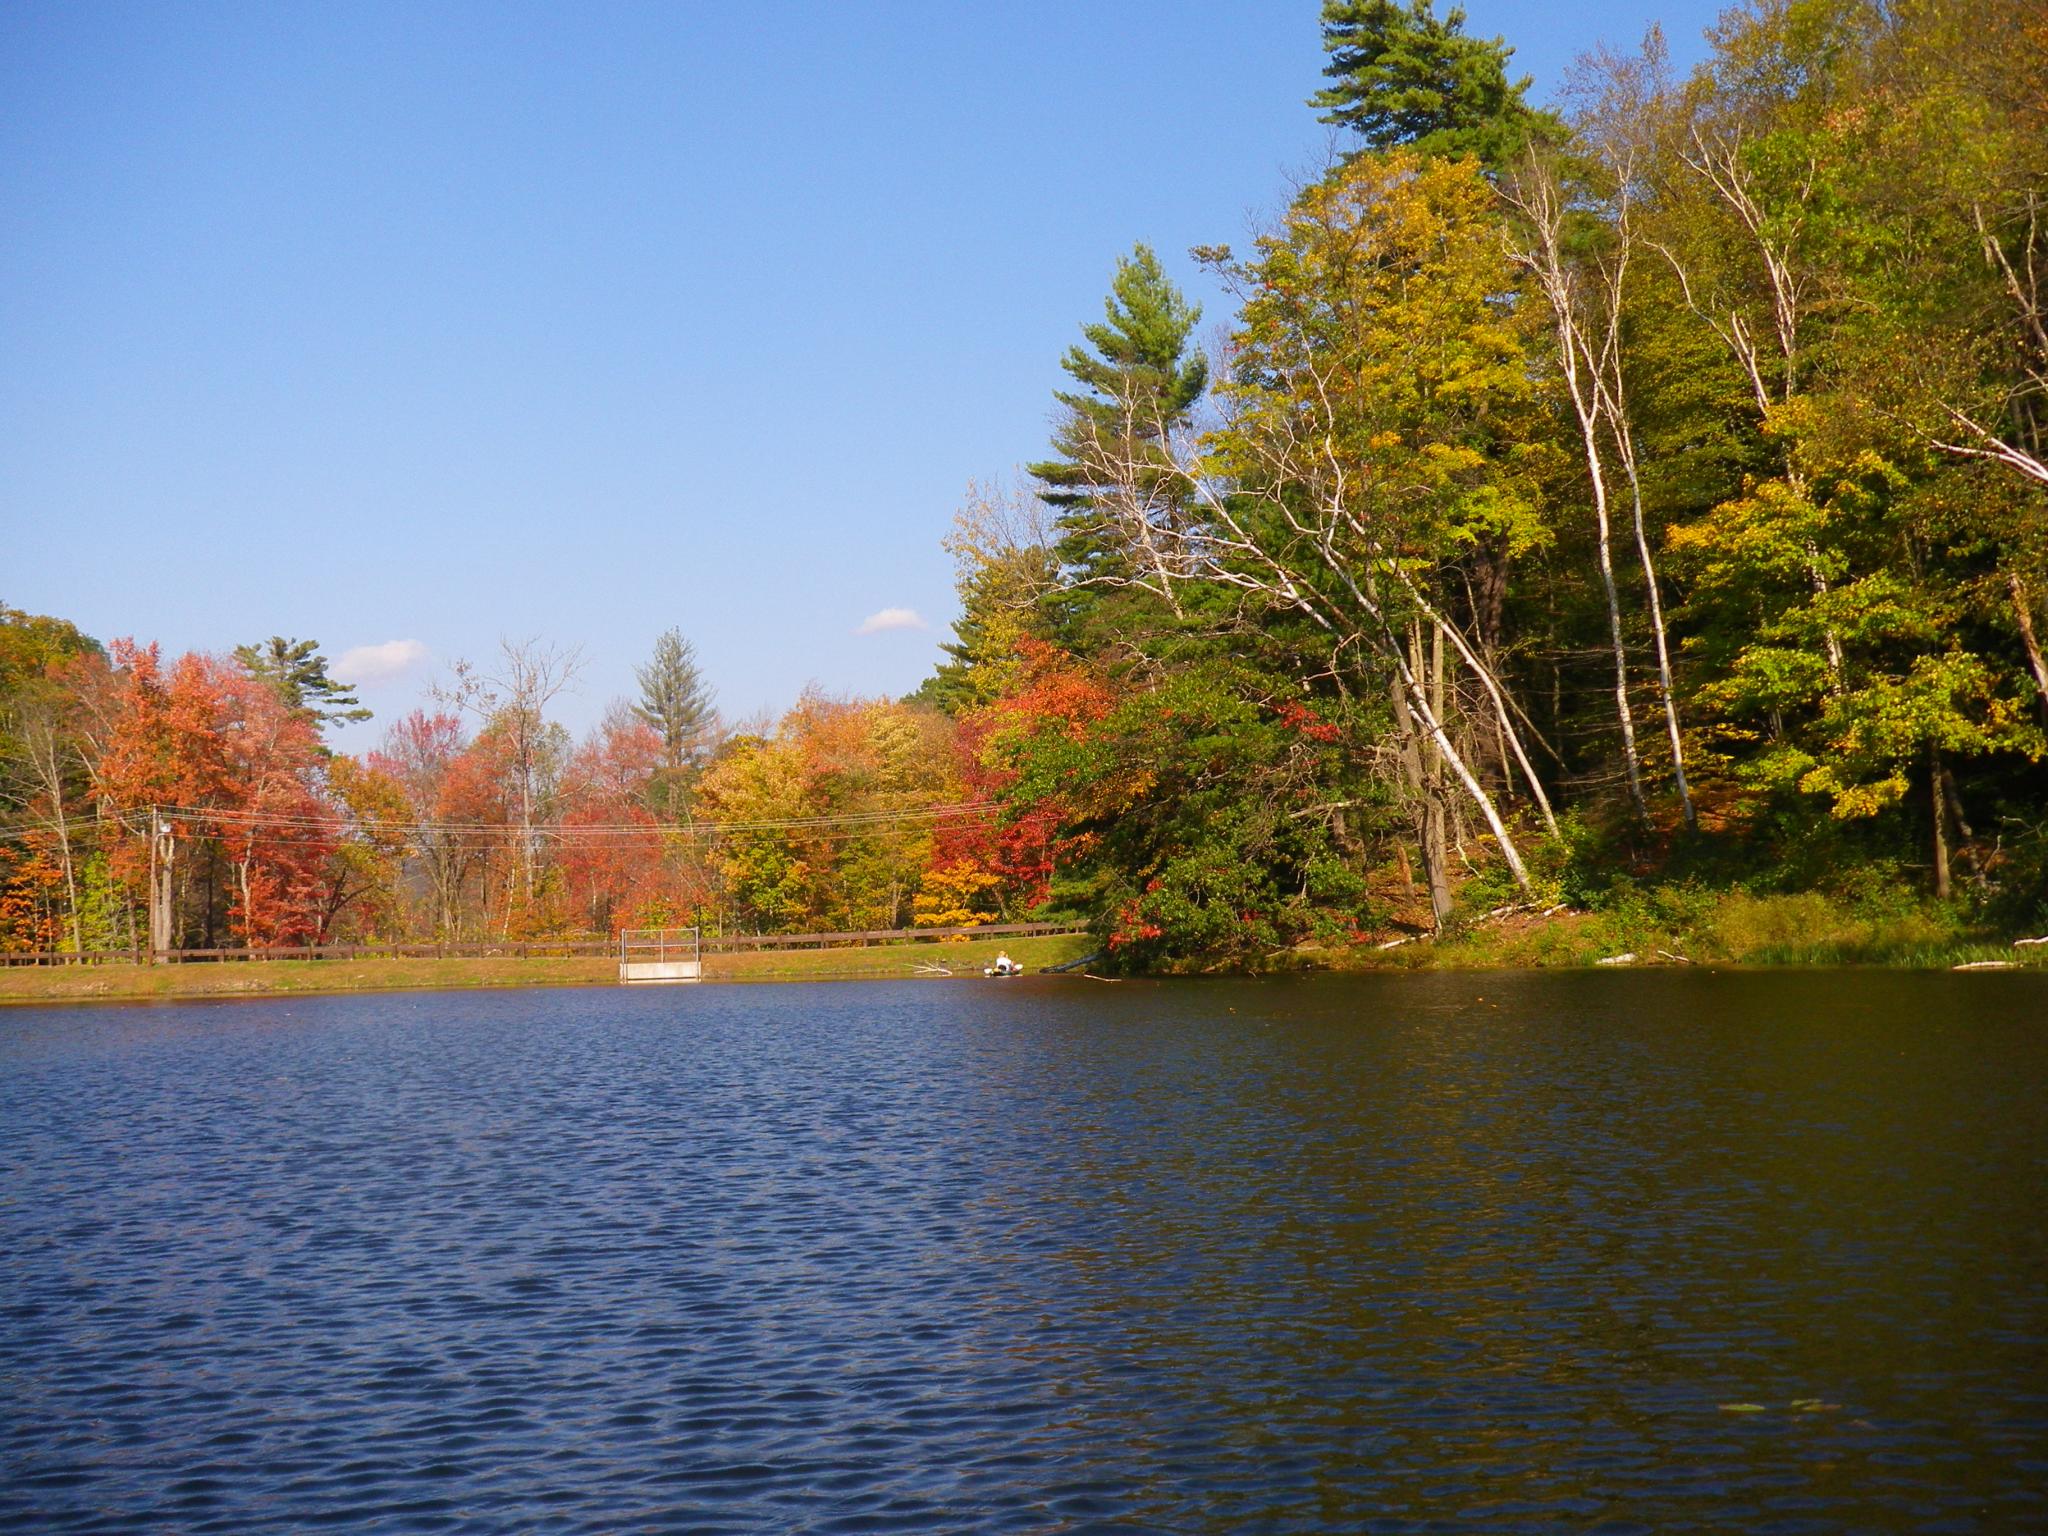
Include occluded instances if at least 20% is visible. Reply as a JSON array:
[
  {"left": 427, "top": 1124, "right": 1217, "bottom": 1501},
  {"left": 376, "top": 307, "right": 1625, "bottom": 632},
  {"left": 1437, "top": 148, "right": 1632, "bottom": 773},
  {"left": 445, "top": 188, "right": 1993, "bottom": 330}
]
[{"left": 3, "top": 971, "right": 2045, "bottom": 1532}]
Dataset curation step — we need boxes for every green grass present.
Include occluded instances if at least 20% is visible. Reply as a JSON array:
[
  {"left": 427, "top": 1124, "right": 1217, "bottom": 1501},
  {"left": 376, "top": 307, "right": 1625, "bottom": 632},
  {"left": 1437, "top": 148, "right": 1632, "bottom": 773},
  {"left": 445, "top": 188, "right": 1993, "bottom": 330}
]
[
  {"left": 11, "top": 900, "right": 2033, "bottom": 999},
  {"left": 708, "top": 933, "right": 1096, "bottom": 983},
  {"left": 0, "top": 954, "right": 619, "bottom": 1004}
]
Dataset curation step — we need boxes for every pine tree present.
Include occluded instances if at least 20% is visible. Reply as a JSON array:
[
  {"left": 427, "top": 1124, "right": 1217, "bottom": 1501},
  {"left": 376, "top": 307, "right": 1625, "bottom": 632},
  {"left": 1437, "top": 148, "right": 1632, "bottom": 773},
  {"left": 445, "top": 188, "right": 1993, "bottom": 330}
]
[
  {"left": 911, "top": 482, "right": 1058, "bottom": 715},
  {"left": 1310, "top": 0, "right": 1559, "bottom": 169},
  {"left": 1027, "top": 244, "right": 1207, "bottom": 657},
  {"left": 912, "top": 544, "right": 1059, "bottom": 715},
  {"left": 234, "top": 637, "right": 371, "bottom": 726},
  {"left": 633, "top": 629, "right": 716, "bottom": 774}
]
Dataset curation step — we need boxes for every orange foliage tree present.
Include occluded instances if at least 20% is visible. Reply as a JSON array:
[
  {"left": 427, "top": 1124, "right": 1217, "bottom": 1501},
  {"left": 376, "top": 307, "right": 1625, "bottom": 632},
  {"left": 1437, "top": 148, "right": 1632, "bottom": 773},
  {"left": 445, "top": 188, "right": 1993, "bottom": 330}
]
[
  {"left": 933, "top": 640, "right": 1117, "bottom": 914},
  {"left": 559, "top": 704, "right": 669, "bottom": 933},
  {"left": 93, "top": 643, "right": 339, "bottom": 946}
]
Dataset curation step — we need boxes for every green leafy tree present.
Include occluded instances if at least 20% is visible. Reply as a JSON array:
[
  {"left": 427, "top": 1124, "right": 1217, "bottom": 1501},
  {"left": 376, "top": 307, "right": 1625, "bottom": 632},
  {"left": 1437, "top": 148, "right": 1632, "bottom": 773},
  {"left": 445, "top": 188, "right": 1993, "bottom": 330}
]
[
  {"left": 1196, "top": 152, "right": 1555, "bottom": 917},
  {"left": 1, "top": 602, "right": 101, "bottom": 693},
  {"left": 997, "top": 667, "right": 1375, "bottom": 969},
  {"left": 1635, "top": 0, "right": 2048, "bottom": 895},
  {"left": 1, "top": 606, "right": 106, "bottom": 954},
  {"left": 1311, "top": 0, "right": 1561, "bottom": 169},
  {"left": 1668, "top": 413, "right": 2044, "bottom": 894},
  {"left": 695, "top": 693, "right": 956, "bottom": 932}
]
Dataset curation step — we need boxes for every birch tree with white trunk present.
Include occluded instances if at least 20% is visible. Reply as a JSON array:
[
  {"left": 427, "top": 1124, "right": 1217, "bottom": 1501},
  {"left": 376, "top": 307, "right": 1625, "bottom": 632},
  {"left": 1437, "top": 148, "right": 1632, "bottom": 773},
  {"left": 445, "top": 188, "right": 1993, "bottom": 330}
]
[
  {"left": 1072, "top": 153, "right": 1555, "bottom": 922},
  {"left": 1503, "top": 34, "right": 1696, "bottom": 826}
]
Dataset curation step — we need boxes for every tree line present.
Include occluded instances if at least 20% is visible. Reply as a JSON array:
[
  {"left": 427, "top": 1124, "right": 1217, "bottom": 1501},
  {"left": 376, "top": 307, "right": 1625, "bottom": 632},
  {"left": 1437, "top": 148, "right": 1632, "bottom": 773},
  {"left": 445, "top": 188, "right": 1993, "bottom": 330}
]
[
  {"left": 4, "top": 0, "right": 2045, "bottom": 965},
  {"left": 0, "top": 617, "right": 1002, "bottom": 953},
  {"left": 911, "top": 0, "right": 2048, "bottom": 963}
]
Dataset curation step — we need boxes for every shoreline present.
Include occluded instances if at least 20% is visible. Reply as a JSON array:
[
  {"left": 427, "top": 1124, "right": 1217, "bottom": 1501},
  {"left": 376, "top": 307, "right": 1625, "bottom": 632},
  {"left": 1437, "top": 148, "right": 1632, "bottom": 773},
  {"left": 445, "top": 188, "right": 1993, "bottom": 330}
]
[
  {"left": 7, "top": 942, "right": 2045, "bottom": 1007},
  {"left": 6, "top": 899, "right": 2044, "bottom": 1005},
  {"left": 1293, "top": 888, "right": 2048, "bottom": 977},
  {"left": 0, "top": 933, "right": 1099, "bottom": 1006}
]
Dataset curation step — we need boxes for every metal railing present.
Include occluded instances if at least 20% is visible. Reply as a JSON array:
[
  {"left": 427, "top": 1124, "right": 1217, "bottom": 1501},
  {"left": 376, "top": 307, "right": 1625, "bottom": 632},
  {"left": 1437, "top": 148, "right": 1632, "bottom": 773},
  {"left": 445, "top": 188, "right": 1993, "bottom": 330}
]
[{"left": 618, "top": 927, "right": 702, "bottom": 967}]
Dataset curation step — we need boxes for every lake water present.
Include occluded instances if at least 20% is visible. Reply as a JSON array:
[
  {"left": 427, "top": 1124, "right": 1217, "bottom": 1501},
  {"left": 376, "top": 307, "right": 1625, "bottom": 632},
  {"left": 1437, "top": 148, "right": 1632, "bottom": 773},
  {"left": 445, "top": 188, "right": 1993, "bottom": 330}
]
[{"left": 2, "top": 972, "right": 2044, "bottom": 1533}]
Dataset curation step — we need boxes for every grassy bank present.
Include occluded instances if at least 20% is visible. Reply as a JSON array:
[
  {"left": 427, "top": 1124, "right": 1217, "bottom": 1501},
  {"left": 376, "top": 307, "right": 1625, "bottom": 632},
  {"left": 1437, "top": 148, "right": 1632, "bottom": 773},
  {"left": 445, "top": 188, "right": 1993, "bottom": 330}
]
[
  {"left": 11, "top": 898, "right": 2037, "bottom": 1002},
  {"left": 0, "top": 932, "right": 1100, "bottom": 1005},
  {"left": 1315, "top": 888, "right": 2048, "bottom": 972},
  {"left": 709, "top": 933, "right": 1095, "bottom": 983}
]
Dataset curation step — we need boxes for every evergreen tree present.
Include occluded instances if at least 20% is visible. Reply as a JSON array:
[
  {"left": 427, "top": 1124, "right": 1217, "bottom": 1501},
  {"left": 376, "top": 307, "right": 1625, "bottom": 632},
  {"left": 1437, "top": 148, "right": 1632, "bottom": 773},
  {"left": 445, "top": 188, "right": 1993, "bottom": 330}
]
[
  {"left": 633, "top": 628, "right": 716, "bottom": 774},
  {"left": 1311, "top": 0, "right": 1560, "bottom": 168},
  {"left": 1028, "top": 244, "right": 1208, "bottom": 657},
  {"left": 913, "top": 544, "right": 1059, "bottom": 715},
  {"left": 234, "top": 637, "right": 371, "bottom": 726},
  {"left": 911, "top": 483, "right": 1058, "bottom": 715}
]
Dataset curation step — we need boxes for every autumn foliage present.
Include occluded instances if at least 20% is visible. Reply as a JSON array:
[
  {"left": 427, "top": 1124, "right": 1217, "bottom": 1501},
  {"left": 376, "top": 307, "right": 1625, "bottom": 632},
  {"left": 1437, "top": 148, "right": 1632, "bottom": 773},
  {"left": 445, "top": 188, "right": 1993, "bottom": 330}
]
[{"left": 0, "top": 615, "right": 1035, "bottom": 955}]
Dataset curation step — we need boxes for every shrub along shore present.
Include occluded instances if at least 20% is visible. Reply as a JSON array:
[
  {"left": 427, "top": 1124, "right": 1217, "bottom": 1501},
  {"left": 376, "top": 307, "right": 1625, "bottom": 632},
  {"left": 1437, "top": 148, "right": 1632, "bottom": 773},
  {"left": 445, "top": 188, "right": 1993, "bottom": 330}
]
[{"left": 1317, "top": 890, "right": 2048, "bottom": 974}]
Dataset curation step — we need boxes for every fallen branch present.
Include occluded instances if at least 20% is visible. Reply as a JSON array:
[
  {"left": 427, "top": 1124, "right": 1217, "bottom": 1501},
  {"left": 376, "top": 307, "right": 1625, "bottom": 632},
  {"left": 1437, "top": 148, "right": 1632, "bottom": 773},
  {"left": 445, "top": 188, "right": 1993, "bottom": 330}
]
[{"left": 1043, "top": 949, "right": 1106, "bottom": 975}]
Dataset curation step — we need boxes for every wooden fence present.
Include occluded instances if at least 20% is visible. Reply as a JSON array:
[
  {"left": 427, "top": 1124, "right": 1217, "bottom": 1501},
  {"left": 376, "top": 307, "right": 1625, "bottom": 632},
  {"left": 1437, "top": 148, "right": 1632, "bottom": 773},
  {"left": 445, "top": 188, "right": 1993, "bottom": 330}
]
[{"left": 0, "top": 920, "right": 1089, "bottom": 968}]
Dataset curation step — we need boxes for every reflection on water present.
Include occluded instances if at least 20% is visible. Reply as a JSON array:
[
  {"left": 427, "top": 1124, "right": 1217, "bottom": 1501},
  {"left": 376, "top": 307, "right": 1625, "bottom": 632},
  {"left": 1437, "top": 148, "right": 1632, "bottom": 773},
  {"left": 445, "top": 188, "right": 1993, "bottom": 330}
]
[{"left": 2, "top": 972, "right": 2044, "bottom": 1532}]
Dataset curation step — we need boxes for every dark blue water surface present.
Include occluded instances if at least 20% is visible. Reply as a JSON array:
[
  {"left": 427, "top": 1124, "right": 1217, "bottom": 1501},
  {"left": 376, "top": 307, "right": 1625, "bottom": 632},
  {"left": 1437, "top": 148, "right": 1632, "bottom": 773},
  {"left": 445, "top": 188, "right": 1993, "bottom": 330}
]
[{"left": 3, "top": 971, "right": 2046, "bottom": 1533}]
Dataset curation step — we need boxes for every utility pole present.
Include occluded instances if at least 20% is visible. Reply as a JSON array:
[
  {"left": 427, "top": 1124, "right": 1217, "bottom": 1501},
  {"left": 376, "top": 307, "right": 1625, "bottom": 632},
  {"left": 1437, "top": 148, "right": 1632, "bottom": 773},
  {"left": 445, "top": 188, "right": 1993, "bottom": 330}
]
[{"left": 148, "top": 808, "right": 175, "bottom": 962}]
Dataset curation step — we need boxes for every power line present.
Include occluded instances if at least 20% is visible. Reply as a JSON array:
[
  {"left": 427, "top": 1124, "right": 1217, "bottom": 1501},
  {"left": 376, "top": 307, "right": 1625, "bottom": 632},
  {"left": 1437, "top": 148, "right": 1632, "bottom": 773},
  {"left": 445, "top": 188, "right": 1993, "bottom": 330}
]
[
  {"left": 0, "top": 799, "right": 1003, "bottom": 847},
  {"left": 164, "top": 802, "right": 997, "bottom": 836}
]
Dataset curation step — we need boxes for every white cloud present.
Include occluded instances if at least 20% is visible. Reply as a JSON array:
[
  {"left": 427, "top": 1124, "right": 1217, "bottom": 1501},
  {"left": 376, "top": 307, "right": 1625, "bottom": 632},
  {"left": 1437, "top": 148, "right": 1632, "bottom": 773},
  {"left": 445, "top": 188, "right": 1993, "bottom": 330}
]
[
  {"left": 854, "top": 607, "right": 928, "bottom": 636},
  {"left": 332, "top": 638, "right": 430, "bottom": 687}
]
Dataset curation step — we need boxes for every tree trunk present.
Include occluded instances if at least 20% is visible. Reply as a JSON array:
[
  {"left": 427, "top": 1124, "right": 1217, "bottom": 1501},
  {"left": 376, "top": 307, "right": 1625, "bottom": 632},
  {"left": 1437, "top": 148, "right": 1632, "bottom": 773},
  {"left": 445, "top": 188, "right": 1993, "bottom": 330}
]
[
  {"left": 1929, "top": 745, "right": 1951, "bottom": 901},
  {"left": 2011, "top": 573, "right": 2048, "bottom": 726},
  {"left": 21, "top": 728, "right": 85, "bottom": 953},
  {"left": 1800, "top": 524, "right": 1846, "bottom": 688},
  {"left": 1388, "top": 571, "right": 1558, "bottom": 836},
  {"left": 237, "top": 858, "right": 255, "bottom": 946},
  {"left": 149, "top": 812, "right": 176, "bottom": 961},
  {"left": 1401, "top": 669, "right": 1532, "bottom": 894},
  {"left": 55, "top": 817, "right": 80, "bottom": 956},
  {"left": 1426, "top": 623, "right": 1471, "bottom": 874},
  {"left": 1591, "top": 452, "right": 1648, "bottom": 820},
  {"left": 1508, "top": 180, "right": 1647, "bottom": 821},
  {"left": 1422, "top": 787, "right": 1453, "bottom": 922},
  {"left": 1940, "top": 766, "right": 1986, "bottom": 888},
  {"left": 1390, "top": 674, "right": 1454, "bottom": 927},
  {"left": 1465, "top": 539, "right": 1509, "bottom": 673},
  {"left": 1614, "top": 423, "right": 1696, "bottom": 826}
]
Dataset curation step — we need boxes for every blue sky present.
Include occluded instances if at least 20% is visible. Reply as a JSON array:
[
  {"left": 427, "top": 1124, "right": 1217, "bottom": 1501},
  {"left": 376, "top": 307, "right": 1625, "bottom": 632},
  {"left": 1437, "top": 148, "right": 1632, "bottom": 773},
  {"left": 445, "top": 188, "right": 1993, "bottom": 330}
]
[{"left": 2, "top": 0, "right": 1726, "bottom": 750}]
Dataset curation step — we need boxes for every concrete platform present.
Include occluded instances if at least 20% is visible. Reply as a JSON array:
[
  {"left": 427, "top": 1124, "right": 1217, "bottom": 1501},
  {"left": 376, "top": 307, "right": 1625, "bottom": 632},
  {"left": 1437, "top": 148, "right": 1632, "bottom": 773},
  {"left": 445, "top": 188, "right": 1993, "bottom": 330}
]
[{"left": 620, "top": 960, "right": 702, "bottom": 984}]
